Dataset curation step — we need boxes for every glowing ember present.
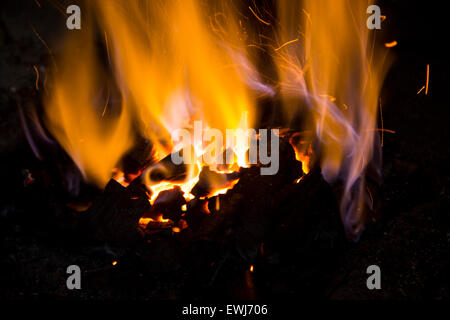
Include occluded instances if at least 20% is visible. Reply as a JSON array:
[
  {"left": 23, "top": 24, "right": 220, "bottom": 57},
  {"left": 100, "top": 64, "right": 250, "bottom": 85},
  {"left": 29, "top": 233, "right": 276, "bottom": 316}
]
[
  {"left": 139, "top": 215, "right": 171, "bottom": 229},
  {"left": 384, "top": 41, "right": 398, "bottom": 48}
]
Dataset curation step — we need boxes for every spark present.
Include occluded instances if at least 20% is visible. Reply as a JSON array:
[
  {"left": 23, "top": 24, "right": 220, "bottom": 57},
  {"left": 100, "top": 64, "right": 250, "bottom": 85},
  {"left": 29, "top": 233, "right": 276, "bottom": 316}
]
[
  {"left": 384, "top": 41, "right": 397, "bottom": 48},
  {"left": 112, "top": 261, "right": 118, "bottom": 266},
  {"left": 275, "top": 38, "right": 299, "bottom": 51},
  {"left": 33, "top": 65, "right": 39, "bottom": 90},
  {"left": 104, "top": 31, "right": 111, "bottom": 65},
  {"left": 370, "top": 128, "right": 396, "bottom": 134},
  {"left": 31, "top": 25, "right": 57, "bottom": 71},
  {"left": 417, "top": 85, "right": 425, "bottom": 94},
  {"left": 101, "top": 87, "right": 110, "bottom": 118},
  {"left": 425, "top": 64, "right": 429, "bottom": 95},
  {"left": 249, "top": 265, "right": 254, "bottom": 272},
  {"left": 248, "top": 6, "right": 270, "bottom": 26}
]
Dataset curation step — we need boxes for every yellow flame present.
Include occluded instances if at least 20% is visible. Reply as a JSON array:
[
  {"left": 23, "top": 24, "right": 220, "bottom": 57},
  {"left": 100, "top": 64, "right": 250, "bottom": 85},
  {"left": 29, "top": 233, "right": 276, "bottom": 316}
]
[
  {"left": 44, "top": 0, "right": 259, "bottom": 192},
  {"left": 44, "top": 28, "right": 133, "bottom": 187}
]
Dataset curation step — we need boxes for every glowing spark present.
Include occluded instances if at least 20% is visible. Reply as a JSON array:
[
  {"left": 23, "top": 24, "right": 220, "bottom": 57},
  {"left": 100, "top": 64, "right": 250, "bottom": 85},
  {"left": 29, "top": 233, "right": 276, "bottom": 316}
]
[
  {"left": 112, "top": 261, "right": 118, "bottom": 266},
  {"left": 104, "top": 31, "right": 111, "bottom": 64},
  {"left": 101, "top": 87, "right": 110, "bottom": 118},
  {"left": 275, "top": 38, "right": 299, "bottom": 51},
  {"left": 370, "top": 128, "right": 396, "bottom": 134},
  {"left": 248, "top": 6, "right": 270, "bottom": 26},
  {"left": 33, "top": 65, "right": 39, "bottom": 90},
  {"left": 31, "top": 25, "right": 57, "bottom": 71},
  {"left": 215, "top": 196, "right": 220, "bottom": 211},
  {"left": 249, "top": 265, "right": 254, "bottom": 272},
  {"left": 425, "top": 64, "right": 429, "bottom": 95},
  {"left": 417, "top": 85, "right": 425, "bottom": 94},
  {"left": 384, "top": 41, "right": 397, "bottom": 48}
]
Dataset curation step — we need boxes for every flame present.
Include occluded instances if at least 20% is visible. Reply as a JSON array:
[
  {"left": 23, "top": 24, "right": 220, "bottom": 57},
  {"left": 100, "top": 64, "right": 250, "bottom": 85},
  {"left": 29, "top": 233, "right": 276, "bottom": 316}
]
[
  {"left": 274, "top": 0, "right": 391, "bottom": 239},
  {"left": 43, "top": 0, "right": 261, "bottom": 197},
  {"left": 43, "top": 27, "right": 134, "bottom": 187},
  {"left": 41, "top": 0, "right": 391, "bottom": 240},
  {"left": 95, "top": 0, "right": 257, "bottom": 151}
]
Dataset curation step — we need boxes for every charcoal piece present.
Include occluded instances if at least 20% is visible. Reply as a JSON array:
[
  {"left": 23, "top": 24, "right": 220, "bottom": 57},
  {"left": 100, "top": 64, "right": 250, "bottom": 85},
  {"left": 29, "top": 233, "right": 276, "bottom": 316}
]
[
  {"left": 252, "top": 168, "right": 346, "bottom": 297},
  {"left": 120, "top": 135, "right": 154, "bottom": 180},
  {"left": 191, "top": 166, "right": 240, "bottom": 197},
  {"left": 83, "top": 179, "right": 149, "bottom": 245},
  {"left": 184, "top": 198, "right": 210, "bottom": 231},
  {"left": 145, "top": 219, "right": 174, "bottom": 237},
  {"left": 152, "top": 186, "right": 186, "bottom": 221},
  {"left": 127, "top": 177, "right": 151, "bottom": 199},
  {"left": 191, "top": 138, "right": 303, "bottom": 261}
]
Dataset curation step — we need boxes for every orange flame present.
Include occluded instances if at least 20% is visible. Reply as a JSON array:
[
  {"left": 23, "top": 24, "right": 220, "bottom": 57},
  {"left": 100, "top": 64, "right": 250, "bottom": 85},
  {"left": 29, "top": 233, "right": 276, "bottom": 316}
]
[
  {"left": 42, "top": 1, "right": 391, "bottom": 240},
  {"left": 44, "top": 0, "right": 262, "bottom": 197}
]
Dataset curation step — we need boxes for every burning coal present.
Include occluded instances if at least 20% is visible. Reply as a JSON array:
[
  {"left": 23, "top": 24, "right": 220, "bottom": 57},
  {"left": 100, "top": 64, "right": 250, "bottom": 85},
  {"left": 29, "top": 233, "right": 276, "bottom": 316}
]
[{"left": 26, "top": 0, "right": 391, "bottom": 241}]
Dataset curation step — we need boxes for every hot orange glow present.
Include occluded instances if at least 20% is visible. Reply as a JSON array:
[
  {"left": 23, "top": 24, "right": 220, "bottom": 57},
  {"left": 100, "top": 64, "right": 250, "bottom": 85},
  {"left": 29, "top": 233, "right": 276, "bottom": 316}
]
[
  {"left": 44, "top": 0, "right": 262, "bottom": 201},
  {"left": 249, "top": 265, "right": 254, "bottom": 272},
  {"left": 417, "top": 85, "right": 425, "bottom": 94},
  {"left": 139, "top": 215, "right": 171, "bottom": 228},
  {"left": 112, "top": 260, "right": 118, "bottom": 266},
  {"left": 384, "top": 41, "right": 398, "bottom": 48}
]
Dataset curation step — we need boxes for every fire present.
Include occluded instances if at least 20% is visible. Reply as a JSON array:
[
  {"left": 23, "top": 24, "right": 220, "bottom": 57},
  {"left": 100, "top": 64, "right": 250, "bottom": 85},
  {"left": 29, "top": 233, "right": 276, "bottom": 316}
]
[
  {"left": 43, "top": 27, "right": 134, "bottom": 187},
  {"left": 139, "top": 215, "right": 170, "bottom": 228},
  {"left": 41, "top": 0, "right": 391, "bottom": 240},
  {"left": 43, "top": 0, "right": 267, "bottom": 202},
  {"left": 274, "top": 0, "right": 391, "bottom": 239}
]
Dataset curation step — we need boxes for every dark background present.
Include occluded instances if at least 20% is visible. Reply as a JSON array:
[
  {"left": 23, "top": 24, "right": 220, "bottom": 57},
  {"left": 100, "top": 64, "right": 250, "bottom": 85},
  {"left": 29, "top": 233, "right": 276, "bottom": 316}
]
[{"left": 0, "top": 0, "right": 448, "bottom": 300}]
